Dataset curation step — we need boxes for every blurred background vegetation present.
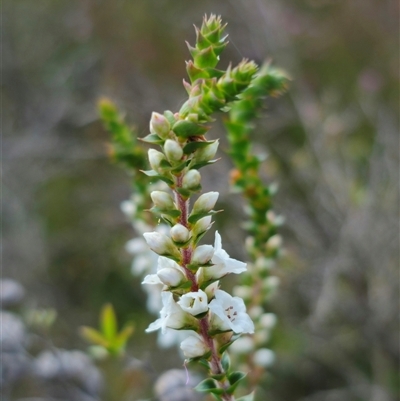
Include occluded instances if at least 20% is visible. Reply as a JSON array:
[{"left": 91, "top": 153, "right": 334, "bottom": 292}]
[{"left": 3, "top": 0, "right": 399, "bottom": 400}]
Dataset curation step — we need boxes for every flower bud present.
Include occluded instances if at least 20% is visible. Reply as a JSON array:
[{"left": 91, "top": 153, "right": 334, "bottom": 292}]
[
  {"left": 191, "top": 245, "right": 214, "bottom": 265},
  {"left": 180, "top": 332, "right": 209, "bottom": 358},
  {"left": 143, "top": 232, "right": 180, "bottom": 259},
  {"left": 252, "top": 348, "right": 275, "bottom": 368},
  {"left": 192, "top": 192, "right": 219, "bottom": 215},
  {"left": 192, "top": 216, "right": 212, "bottom": 236},
  {"left": 164, "top": 139, "right": 183, "bottom": 162},
  {"left": 266, "top": 234, "right": 283, "bottom": 251},
  {"left": 157, "top": 267, "right": 186, "bottom": 287},
  {"left": 148, "top": 149, "right": 166, "bottom": 172},
  {"left": 150, "top": 112, "right": 170, "bottom": 138},
  {"left": 229, "top": 336, "right": 254, "bottom": 354},
  {"left": 182, "top": 170, "right": 201, "bottom": 190},
  {"left": 259, "top": 313, "right": 277, "bottom": 330},
  {"left": 192, "top": 140, "right": 219, "bottom": 164},
  {"left": 151, "top": 191, "right": 175, "bottom": 210},
  {"left": 170, "top": 224, "right": 190, "bottom": 243}
]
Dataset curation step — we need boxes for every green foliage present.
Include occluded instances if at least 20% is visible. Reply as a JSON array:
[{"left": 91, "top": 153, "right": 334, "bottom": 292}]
[{"left": 80, "top": 303, "right": 134, "bottom": 356}]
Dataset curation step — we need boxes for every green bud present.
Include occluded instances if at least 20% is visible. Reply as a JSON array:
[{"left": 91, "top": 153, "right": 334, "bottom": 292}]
[
  {"left": 164, "top": 139, "right": 183, "bottom": 162},
  {"left": 150, "top": 191, "right": 176, "bottom": 210},
  {"left": 150, "top": 112, "right": 170, "bottom": 138},
  {"left": 182, "top": 169, "right": 201, "bottom": 190},
  {"left": 148, "top": 149, "right": 166, "bottom": 172},
  {"left": 170, "top": 223, "right": 191, "bottom": 243},
  {"left": 192, "top": 192, "right": 219, "bottom": 215}
]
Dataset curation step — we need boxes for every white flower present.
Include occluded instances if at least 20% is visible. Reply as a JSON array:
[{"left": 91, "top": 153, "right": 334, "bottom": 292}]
[
  {"left": 209, "top": 290, "right": 254, "bottom": 334},
  {"left": 252, "top": 348, "right": 275, "bottom": 368},
  {"left": 180, "top": 332, "right": 209, "bottom": 358},
  {"left": 259, "top": 313, "right": 277, "bottom": 330},
  {"left": 191, "top": 245, "right": 214, "bottom": 265},
  {"left": 142, "top": 274, "right": 162, "bottom": 285},
  {"left": 178, "top": 290, "right": 208, "bottom": 316},
  {"left": 198, "top": 232, "right": 247, "bottom": 281},
  {"left": 146, "top": 292, "right": 197, "bottom": 334}
]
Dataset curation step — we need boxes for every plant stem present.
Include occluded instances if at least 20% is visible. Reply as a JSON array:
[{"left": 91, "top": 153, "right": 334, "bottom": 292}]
[{"left": 174, "top": 173, "right": 235, "bottom": 401}]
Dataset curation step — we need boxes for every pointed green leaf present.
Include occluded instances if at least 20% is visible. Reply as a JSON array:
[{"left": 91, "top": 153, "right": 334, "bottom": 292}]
[
  {"left": 227, "top": 371, "right": 247, "bottom": 394},
  {"left": 236, "top": 392, "right": 255, "bottom": 401},
  {"left": 80, "top": 327, "right": 108, "bottom": 347},
  {"left": 114, "top": 325, "right": 134, "bottom": 349},
  {"left": 101, "top": 304, "right": 117, "bottom": 341},
  {"left": 172, "top": 120, "right": 208, "bottom": 138},
  {"left": 194, "top": 378, "right": 224, "bottom": 395},
  {"left": 221, "top": 352, "right": 231, "bottom": 372},
  {"left": 139, "top": 133, "right": 164, "bottom": 144},
  {"left": 183, "top": 140, "right": 215, "bottom": 155}
]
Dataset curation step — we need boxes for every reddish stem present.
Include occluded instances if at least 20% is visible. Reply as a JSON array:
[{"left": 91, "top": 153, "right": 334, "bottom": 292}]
[{"left": 174, "top": 174, "right": 234, "bottom": 401}]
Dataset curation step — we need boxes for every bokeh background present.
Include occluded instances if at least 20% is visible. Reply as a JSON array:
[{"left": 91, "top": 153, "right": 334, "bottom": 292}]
[{"left": 3, "top": 0, "right": 399, "bottom": 400}]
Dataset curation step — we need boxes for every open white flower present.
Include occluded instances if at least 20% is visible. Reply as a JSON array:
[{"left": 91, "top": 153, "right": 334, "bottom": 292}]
[
  {"left": 180, "top": 332, "right": 209, "bottom": 358},
  {"left": 146, "top": 292, "right": 197, "bottom": 334},
  {"left": 177, "top": 289, "right": 208, "bottom": 316},
  {"left": 209, "top": 290, "right": 254, "bottom": 334},
  {"left": 196, "top": 232, "right": 247, "bottom": 282}
]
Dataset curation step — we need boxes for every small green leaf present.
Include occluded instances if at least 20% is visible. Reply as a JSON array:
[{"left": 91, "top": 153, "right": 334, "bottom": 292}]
[
  {"left": 227, "top": 371, "right": 247, "bottom": 394},
  {"left": 188, "top": 209, "right": 221, "bottom": 225},
  {"left": 183, "top": 140, "right": 215, "bottom": 155},
  {"left": 80, "top": 327, "right": 108, "bottom": 347},
  {"left": 172, "top": 120, "right": 208, "bottom": 138},
  {"left": 194, "top": 379, "right": 224, "bottom": 395},
  {"left": 139, "top": 133, "right": 164, "bottom": 144},
  {"left": 114, "top": 325, "right": 134, "bottom": 348},
  {"left": 101, "top": 304, "right": 117, "bottom": 341},
  {"left": 236, "top": 392, "right": 255, "bottom": 401},
  {"left": 221, "top": 352, "right": 231, "bottom": 372}
]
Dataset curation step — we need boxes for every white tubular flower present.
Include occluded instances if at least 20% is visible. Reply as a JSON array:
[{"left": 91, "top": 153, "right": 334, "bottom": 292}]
[
  {"left": 209, "top": 290, "right": 254, "bottom": 334},
  {"left": 191, "top": 245, "right": 214, "bottom": 265},
  {"left": 192, "top": 192, "right": 219, "bottom": 215},
  {"left": 146, "top": 292, "right": 197, "bottom": 334},
  {"left": 180, "top": 332, "right": 209, "bottom": 358},
  {"left": 143, "top": 232, "right": 180, "bottom": 259},
  {"left": 170, "top": 224, "right": 190, "bottom": 243},
  {"left": 164, "top": 139, "right": 183, "bottom": 161},
  {"left": 182, "top": 170, "right": 201, "bottom": 189},
  {"left": 252, "top": 348, "right": 276, "bottom": 368},
  {"left": 150, "top": 191, "right": 176, "bottom": 210},
  {"left": 150, "top": 112, "right": 170, "bottom": 138},
  {"left": 178, "top": 289, "right": 208, "bottom": 316},
  {"left": 158, "top": 267, "right": 185, "bottom": 287},
  {"left": 148, "top": 149, "right": 166, "bottom": 171},
  {"left": 200, "top": 232, "right": 247, "bottom": 281}
]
